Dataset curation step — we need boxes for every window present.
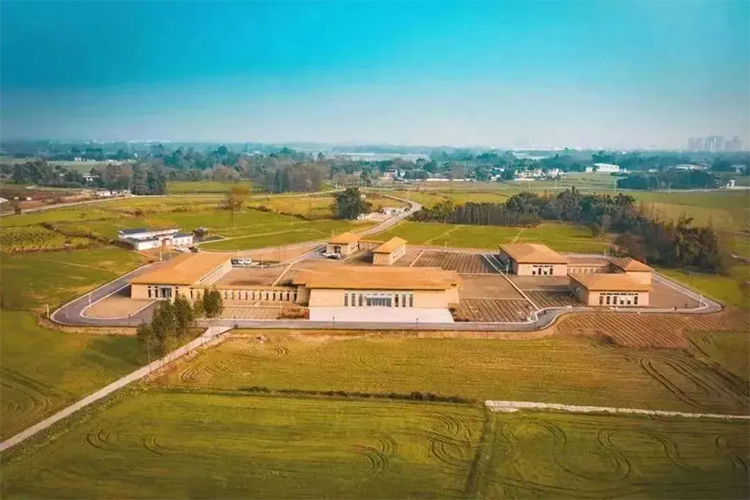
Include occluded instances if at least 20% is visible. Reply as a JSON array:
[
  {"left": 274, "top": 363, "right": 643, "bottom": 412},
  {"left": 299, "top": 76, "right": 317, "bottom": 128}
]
[
  {"left": 147, "top": 287, "right": 152, "bottom": 299},
  {"left": 634, "top": 295, "right": 639, "bottom": 305},
  {"left": 358, "top": 294, "right": 363, "bottom": 307},
  {"left": 190, "top": 290, "right": 194, "bottom": 299},
  {"left": 409, "top": 294, "right": 414, "bottom": 307},
  {"left": 606, "top": 295, "right": 611, "bottom": 305},
  {"left": 599, "top": 295, "right": 604, "bottom": 305},
  {"left": 395, "top": 294, "right": 399, "bottom": 307},
  {"left": 344, "top": 294, "right": 348, "bottom": 306},
  {"left": 402, "top": 294, "right": 407, "bottom": 307}
]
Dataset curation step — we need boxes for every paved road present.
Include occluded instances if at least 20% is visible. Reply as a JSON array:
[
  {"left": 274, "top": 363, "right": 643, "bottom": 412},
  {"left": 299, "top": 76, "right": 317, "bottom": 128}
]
[
  {"left": 50, "top": 193, "right": 420, "bottom": 327},
  {"left": 485, "top": 400, "right": 750, "bottom": 421},
  {"left": 0, "top": 326, "right": 232, "bottom": 453}
]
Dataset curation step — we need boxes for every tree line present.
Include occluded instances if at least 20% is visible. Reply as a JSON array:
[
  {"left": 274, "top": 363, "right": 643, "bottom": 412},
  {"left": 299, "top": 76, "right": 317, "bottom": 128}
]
[
  {"left": 616, "top": 170, "right": 718, "bottom": 190},
  {"left": 136, "top": 290, "right": 223, "bottom": 358},
  {"left": 410, "top": 188, "right": 727, "bottom": 274}
]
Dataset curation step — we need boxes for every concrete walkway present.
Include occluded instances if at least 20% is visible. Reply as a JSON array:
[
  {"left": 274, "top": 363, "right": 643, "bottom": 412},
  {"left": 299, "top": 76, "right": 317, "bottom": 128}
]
[
  {"left": 0, "top": 326, "right": 232, "bottom": 453},
  {"left": 485, "top": 400, "right": 750, "bottom": 421}
]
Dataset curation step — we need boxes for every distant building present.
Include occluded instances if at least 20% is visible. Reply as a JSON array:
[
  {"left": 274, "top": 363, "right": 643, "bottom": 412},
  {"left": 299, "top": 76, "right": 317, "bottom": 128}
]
[
  {"left": 724, "top": 136, "right": 744, "bottom": 152},
  {"left": 705, "top": 136, "right": 724, "bottom": 152},
  {"left": 674, "top": 164, "right": 705, "bottom": 171},
  {"left": 687, "top": 137, "right": 705, "bottom": 151},
  {"left": 118, "top": 227, "right": 193, "bottom": 251},
  {"left": 586, "top": 163, "right": 621, "bottom": 173},
  {"left": 569, "top": 273, "right": 650, "bottom": 307}
]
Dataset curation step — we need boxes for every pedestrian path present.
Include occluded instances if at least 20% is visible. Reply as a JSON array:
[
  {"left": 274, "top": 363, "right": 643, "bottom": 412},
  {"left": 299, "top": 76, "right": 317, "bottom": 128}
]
[
  {"left": 486, "top": 400, "right": 750, "bottom": 421},
  {"left": 0, "top": 326, "right": 232, "bottom": 453}
]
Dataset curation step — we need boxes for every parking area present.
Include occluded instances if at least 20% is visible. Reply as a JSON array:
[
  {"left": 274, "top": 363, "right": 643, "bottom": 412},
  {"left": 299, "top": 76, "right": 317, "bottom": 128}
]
[
  {"left": 455, "top": 298, "right": 535, "bottom": 322},
  {"left": 413, "top": 251, "right": 497, "bottom": 274},
  {"left": 649, "top": 280, "right": 702, "bottom": 309},
  {"left": 85, "top": 287, "right": 153, "bottom": 319}
]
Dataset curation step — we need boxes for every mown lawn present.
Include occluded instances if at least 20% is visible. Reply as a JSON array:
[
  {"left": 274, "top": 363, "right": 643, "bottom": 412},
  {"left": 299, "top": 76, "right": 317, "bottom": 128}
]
[
  {"left": 1, "top": 389, "right": 746, "bottom": 499},
  {"left": 156, "top": 333, "right": 749, "bottom": 415},
  {"left": 377, "top": 221, "right": 611, "bottom": 252},
  {"left": 166, "top": 180, "right": 254, "bottom": 194}
]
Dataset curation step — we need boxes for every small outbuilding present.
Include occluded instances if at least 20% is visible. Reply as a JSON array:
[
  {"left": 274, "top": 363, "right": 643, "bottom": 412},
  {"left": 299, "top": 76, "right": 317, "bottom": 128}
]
[
  {"left": 372, "top": 237, "right": 407, "bottom": 266},
  {"left": 498, "top": 243, "right": 568, "bottom": 276},
  {"left": 569, "top": 273, "right": 650, "bottom": 307},
  {"left": 130, "top": 253, "right": 232, "bottom": 300},
  {"left": 326, "top": 232, "right": 360, "bottom": 257},
  {"left": 610, "top": 257, "right": 653, "bottom": 285}
]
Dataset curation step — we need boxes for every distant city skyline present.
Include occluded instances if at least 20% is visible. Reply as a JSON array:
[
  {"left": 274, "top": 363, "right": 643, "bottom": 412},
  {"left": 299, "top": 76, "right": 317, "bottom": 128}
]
[{"left": 1, "top": 1, "right": 748, "bottom": 149}]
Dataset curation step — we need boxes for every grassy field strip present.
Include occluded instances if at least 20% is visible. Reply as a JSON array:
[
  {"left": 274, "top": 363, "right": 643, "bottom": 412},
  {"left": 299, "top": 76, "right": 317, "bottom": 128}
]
[
  {"left": 509, "top": 226, "right": 526, "bottom": 243},
  {"left": 486, "top": 400, "right": 750, "bottom": 420},
  {"left": 423, "top": 224, "right": 463, "bottom": 245},
  {"left": 0, "top": 327, "right": 231, "bottom": 453}
]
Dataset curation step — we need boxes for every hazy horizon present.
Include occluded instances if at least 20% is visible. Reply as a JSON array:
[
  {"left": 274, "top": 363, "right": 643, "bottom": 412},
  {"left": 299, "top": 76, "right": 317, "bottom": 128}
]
[{"left": 2, "top": 1, "right": 748, "bottom": 149}]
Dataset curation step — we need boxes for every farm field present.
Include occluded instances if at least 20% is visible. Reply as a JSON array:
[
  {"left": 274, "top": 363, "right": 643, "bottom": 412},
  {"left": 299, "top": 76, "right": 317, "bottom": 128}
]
[
  {"left": 0, "top": 247, "right": 148, "bottom": 439},
  {"left": 0, "top": 310, "right": 142, "bottom": 440},
  {"left": 0, "top": 392, "right": 486, "bottom": 499},
  {"left": 166, "top": 180, "right": 254, "bottom": 194},
  {"left": 0, "top": 195, "right": 371, "bottom": 252},
  {"left": 248, "top": 192, "right": 407, "bottom": 220},
  {"left": 378, "top": 221, "right": 611, "bottom": 252},
  {"left": 156, "top": 319, "right": 749, "bottom": 415},
  {"left": 2, "top": 391, "right": 747, "bottom": 500}
]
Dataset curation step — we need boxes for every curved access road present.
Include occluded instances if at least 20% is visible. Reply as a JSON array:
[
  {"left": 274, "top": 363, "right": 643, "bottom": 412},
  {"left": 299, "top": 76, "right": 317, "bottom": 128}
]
[{"left": 50, "top": 194, "right": 420, "bottom": 327}]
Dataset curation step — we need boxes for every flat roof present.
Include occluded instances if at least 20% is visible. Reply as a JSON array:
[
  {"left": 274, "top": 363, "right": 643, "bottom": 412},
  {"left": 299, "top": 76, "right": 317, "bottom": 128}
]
[
  {"left": 118, "top": 227, "right": 177, "bottom": 236},
  {"left": 328, "top": 232, "right": 361, "bottom": 245},
  {"left": 131, "top": 253, "right": 230, "bottom": 286},
  {"left": 293, "top": 265, "right": 461, "bottom": 291},
  {"left": 610, "top": 257, "right": 653, "bottom": 272},
  {"left": 568, "top": 273, "right": 650, "bottom": 292},
  {"left": 372, "top": 237, "right": 407, "bottom": 254},
  {"left": 499, "top": 243, "right": 568, "bottom": 264}
]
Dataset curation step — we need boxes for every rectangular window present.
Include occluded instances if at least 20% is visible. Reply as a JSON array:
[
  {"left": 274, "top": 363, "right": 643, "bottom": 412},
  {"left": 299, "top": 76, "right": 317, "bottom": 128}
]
[
  {"left": 190, "top": 290, "right": 193, "bottom": 299},
  {"left": 344, "top": 294, "right": 348, "bottom": 306},
  {"left": 634, "top": 295, "right": 639, "bottom": 305},
  {"left": 358, "top": 294, "right": 363, "bottom": 307},
  {"left": 606, "top": 295, "right": 611, "bottom": 305},
  {"left": 147, "top": 287, "right": 152, "bottom": 299},
  {"left": 599, "top": 295, "right": 603, "bottom": 305},
  {"left": 409, "top": 294, "right": 414, "bottom": 307},
  {"left": 395, "top": 294, "right": 399, "bottom": 307}
]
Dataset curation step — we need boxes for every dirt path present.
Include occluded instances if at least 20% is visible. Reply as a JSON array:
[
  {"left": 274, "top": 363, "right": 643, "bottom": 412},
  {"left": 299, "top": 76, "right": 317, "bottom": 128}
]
[
  {"left": 424, "top": 224, "right": 462, "bottom": 245},
  {"left": 0, "top": 326, "right": 232, "bottom": 453},
  {"left": 485, "top": 400, "right": 750, "bottom": 420},
  {"left": 510, "top": 227, "right": 526, "bottom": 243}
]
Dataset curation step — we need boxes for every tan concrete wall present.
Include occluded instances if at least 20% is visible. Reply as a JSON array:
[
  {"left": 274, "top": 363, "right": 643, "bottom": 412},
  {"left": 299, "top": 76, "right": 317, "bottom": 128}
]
[
  {"left": 131, "top": 284, "right": 150, "bottom": 300},
  {"left": 309, "top": 288, "right": 344, "bottom": 307},
  {"left": 373, "top": 252, "right": 392, "bottom": 266}
]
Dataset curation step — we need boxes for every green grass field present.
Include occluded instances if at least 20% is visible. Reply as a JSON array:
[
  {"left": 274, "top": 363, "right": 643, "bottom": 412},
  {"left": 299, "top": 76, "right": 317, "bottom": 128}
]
[
  {"left": 0, "top": 311, "right": 143, "bottom": 441},
  {"left": 155, "top": 333, "right": 749, "bottom": 415},
  {"left": 0, "top": 246, "right": 146, "bottom": 310},
  {"left": 1, "top": 389, "right": 746, "bottom": 499},
  {"left": 166, "top": 180, "right": 254, "bottom": 194},
  {"left": 377, "top": 221, "right": 611, "bottom": 252},
  {"left": 658, "top": 265, "right": 749, "bottom": 310},
  {"left": 0, "top": 247, "right": 148, "bottom": 438}
]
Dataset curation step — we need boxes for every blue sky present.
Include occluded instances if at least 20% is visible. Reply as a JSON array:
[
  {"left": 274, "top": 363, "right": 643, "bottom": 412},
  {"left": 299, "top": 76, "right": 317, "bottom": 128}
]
[{"left": 1, "top": 1, "right": 748, "bottom": 148}]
